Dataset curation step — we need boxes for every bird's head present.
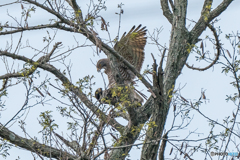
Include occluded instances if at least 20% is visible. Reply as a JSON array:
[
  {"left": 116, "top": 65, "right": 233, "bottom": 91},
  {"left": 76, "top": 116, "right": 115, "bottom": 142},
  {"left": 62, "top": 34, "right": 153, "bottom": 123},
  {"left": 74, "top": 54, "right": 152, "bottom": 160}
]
[{"left": 96, "top": 58, "right": 109, "bottom": 72}]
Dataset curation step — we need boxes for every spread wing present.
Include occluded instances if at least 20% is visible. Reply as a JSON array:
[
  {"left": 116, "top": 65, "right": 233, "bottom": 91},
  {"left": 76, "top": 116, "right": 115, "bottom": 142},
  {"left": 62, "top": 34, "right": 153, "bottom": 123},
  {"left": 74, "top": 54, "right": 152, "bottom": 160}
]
[{"left": 114, "top": 25, "right": 147, "bottom": 72}]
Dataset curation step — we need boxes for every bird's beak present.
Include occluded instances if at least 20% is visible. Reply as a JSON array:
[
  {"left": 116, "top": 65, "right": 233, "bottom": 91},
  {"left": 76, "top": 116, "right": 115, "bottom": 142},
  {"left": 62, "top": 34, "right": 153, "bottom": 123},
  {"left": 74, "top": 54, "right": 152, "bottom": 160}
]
[{"left": 97, "top": 68, "right": 101, "bottom": 72}]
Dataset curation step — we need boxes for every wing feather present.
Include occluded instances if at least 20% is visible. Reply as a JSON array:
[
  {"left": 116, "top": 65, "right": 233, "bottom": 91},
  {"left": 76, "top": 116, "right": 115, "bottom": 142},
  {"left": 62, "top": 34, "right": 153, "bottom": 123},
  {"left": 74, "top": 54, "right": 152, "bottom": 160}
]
[{"left": 114, "top": 24, "right": 147, "bottom": 73}]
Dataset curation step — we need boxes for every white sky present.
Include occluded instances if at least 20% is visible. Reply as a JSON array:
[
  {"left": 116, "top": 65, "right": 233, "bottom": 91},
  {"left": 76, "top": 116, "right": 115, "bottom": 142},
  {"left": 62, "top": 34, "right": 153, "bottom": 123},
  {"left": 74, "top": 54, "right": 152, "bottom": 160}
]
[{"left": 1, "top": 0, "right": 240, "bottom": 159}]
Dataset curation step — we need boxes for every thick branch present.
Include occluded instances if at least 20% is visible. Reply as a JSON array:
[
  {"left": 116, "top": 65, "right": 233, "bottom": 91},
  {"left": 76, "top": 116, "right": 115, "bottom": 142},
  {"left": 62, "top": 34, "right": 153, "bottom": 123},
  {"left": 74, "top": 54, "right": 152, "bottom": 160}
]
[
  {"left": 209, "top": 0, "right": 233, "bottom": 21},
  {"left": 190, "top": 0, "right": 233, "bottom": 43},
  {"left": 158, "top": 133, "right": 168, "bottom": 160},
  {"left": 201, "top": 0, "right": 213, "bottom": 15},
  {"left": 0, "top": 124, "right": 76, "bottom": 159},
  {"left": 160, "top": 0, "right": 173, "bottom": 23}
]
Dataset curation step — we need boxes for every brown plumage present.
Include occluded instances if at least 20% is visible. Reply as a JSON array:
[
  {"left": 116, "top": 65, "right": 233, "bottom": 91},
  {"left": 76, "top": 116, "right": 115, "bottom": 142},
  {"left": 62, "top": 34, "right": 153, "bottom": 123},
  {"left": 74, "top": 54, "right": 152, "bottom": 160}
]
[{"left": 96, "top": 24, "right": 147, "bottom": 88}]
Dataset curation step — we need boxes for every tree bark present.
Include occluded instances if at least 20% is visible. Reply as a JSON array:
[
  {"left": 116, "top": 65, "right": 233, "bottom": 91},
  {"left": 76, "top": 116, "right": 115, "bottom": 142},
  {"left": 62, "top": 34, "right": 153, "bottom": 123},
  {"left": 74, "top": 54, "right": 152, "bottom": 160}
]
[{"left": 140, "top": 0, "right": 233, "bottom": 159}]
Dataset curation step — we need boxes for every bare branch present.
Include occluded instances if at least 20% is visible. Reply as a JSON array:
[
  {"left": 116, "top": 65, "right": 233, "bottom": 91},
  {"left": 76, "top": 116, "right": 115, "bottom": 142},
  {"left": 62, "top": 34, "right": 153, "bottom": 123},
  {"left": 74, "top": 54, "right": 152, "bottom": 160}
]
[
  {"left": 65, "top": 0, "right": 84, "bottom": 23},
  {"left": 0, "top": 22, "right": 62, "bottom": 36},
  {"left": 22, "top": 0, "right": 70, "bottom": 24},
  {"left": 0, "top": 1, "right": 18, "bottom": 7},
  {"left": 54, "top": 133, "right": 80, "bottom": 153},
  {"left": 0, "top": 42, "right": 62, "bottom": 80},
  {"left": 86, "top": 120, "right": 105, "bottom": 156},
  {"left": 38, "top": 42, "right": 62, "bottom": 63}
]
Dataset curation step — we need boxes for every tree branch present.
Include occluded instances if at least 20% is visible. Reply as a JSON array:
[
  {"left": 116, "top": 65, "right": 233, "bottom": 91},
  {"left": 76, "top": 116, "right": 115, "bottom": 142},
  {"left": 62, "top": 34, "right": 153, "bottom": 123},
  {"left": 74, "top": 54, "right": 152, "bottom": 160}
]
[
  {"left": 0, "top": 42, "right": 61, "bottom": 80},
  {"left": 190, "top": 0, "right": 233, "bottom": 43},
  {"left": 0, "top": 124, "right": 76, "bottom": 160},
  {"left": 209, "top": 0, "right": 233, "bottom": 21},
  {"left": 160, "top": 0, "right": 173, "bottom": 24},
  {"left": 0, "top": 78, "right": 8, "bottom": 91},
  {"left": 0, "top": 22, "right": 61, "bottom": 35},
  {"left": 22, "top": 0, "right": 70, "bottom": 24},
  {"left": 54, "top": 133, "right": 83, "bottom": 156},
  {"left": 13, "top": 0, "right": 153, "bottom": 91},
  {"left": 0, "top": 50, "right": 125, "bottom": 134},
  {"left": 186, "top": 24, "right": 220, "bottom": 71},
  {"left": 158, "top": 133, "right": 168, "bottom": 160},
  {"left": 0, "top": 1, "right": 18, "bottom": 7},
  {"left": 86, "top": 120, "right": 105, "bottom": 156},
  {"left": 65, "top": 0, "right": 84, "bottom": 24},
  {"left": 201, "top": 0, "right": 213, "bottom": 15}
]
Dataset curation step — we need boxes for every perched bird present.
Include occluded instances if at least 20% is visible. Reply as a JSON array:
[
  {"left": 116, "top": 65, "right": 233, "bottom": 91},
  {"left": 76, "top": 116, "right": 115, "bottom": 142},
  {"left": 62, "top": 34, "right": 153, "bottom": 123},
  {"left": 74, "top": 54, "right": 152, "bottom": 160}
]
[
  {"left": 96, "top": 24, "right": 147, "bottom": 88},
  {"left": 95, "top": 25, "right": 147, "bottom": 104}
]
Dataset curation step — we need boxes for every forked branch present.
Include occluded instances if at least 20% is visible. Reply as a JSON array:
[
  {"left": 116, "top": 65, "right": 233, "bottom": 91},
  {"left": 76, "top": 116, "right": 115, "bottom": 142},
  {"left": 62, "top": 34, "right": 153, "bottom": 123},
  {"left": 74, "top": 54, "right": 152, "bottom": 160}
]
[
  {"left": 160, "top": 0, "right": 173, "bottom": 23},
  {"left": 191, "top": 0, "right": 233, "bottom": 41}
]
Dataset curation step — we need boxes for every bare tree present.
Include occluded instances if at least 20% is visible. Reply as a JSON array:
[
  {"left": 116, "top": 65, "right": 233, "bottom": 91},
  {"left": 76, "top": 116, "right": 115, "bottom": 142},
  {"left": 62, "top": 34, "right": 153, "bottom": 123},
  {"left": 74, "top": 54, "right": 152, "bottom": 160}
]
[{"left": 0, "top": 0, "right": 239, "bottom": 160}]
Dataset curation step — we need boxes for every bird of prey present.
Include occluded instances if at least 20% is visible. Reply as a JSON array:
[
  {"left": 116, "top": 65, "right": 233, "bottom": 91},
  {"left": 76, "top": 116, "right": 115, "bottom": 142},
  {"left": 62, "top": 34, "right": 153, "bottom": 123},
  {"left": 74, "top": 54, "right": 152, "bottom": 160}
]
[{"left": 96, "top": 24, "right": 147, "bottom": 88}]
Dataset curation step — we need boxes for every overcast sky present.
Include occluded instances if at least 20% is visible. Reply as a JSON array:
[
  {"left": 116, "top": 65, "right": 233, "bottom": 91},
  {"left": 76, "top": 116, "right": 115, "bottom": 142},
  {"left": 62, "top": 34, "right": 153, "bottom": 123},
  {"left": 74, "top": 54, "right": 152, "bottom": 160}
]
[{"left": 1, "top": 0, "right": 240, "bottom": 159}]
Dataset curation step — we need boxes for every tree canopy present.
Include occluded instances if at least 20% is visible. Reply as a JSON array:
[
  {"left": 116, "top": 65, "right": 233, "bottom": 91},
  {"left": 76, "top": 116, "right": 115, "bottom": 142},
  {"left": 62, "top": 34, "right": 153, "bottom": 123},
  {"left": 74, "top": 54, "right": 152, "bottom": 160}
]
[{"left": 0, "top": 0, "right": 240, "bottom": 160}]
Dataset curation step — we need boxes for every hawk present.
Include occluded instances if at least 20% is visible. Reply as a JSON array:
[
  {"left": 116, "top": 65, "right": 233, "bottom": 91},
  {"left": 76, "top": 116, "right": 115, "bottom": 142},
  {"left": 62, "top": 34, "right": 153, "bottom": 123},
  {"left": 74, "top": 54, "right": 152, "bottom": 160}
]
[
  {"left": 96, "top": 25, "right": 147, "bottom": 103},
  {"left": 96, "top": 24, "right": 147, "bottom": 87}
]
